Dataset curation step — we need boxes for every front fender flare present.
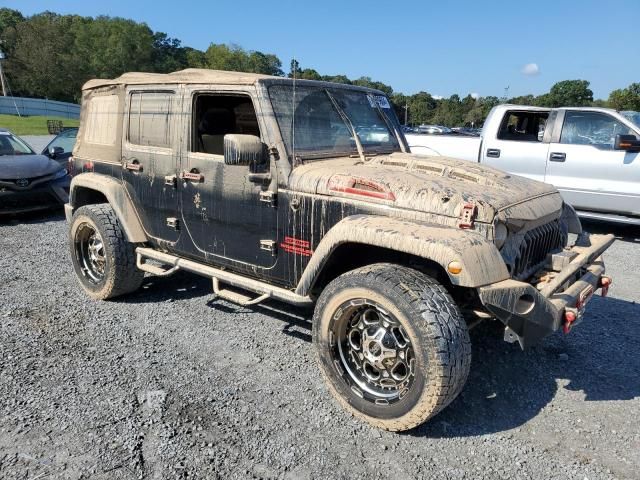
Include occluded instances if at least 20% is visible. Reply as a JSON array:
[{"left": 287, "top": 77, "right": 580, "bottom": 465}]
[
  {"left": 295, "top": 215, "right": 509, "bottom": 295},
  {"left": 68, "top": 173, "right": 147, "bottom": 243}
]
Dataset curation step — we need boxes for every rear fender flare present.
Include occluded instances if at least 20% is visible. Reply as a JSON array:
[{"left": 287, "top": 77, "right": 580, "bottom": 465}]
[
  {"left": 68, "top": 173, "right": 147, "bottom": 243},
  {"left": 295, "top": 215, "right": 509, "bottom": 296}
]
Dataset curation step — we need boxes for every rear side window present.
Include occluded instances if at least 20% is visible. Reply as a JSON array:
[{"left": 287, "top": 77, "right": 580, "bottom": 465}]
[
  {"left": 85, "top": 95, "right": 119, "bottom": 146},
  {"left": 128, "top": 92, "right": 173, "bottom": 148},
  {"left": 497, "top": 111, "right": 548, "bottom": 142}
]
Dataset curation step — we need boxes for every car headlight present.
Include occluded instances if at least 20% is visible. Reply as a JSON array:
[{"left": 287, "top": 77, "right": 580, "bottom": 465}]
[
  {"left": 494, "top": 222, "right": 508, "bottom": 249},
  {"left": 53, "top": 168, "right": 68, "bottom": 180}
]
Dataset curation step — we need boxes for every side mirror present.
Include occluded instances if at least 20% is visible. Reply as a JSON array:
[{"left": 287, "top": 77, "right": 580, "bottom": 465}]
[
  {"left": 48, "top": 146, "right": 64, "bottom": 158},
  {"left": 614, "top": 134, "right": 640, "bottom": 152},
  {"left": 223, "top": 134, "right": 264, "bottom": 166}
]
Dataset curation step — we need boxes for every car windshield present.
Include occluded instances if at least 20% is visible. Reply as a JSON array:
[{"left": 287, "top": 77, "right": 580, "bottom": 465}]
[
  {"left": 268, "top": 85, "right": 402, "bottom": 159},
  {"left": 621, "top": 111, "right": 640, "bottom": 130},
  {"left": 0, "top": 132, "right": 34, "bottom": 156}
]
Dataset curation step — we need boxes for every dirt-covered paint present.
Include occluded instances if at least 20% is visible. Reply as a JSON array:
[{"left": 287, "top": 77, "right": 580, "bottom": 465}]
[
  {"left": 67, "top": 69, "right": 613, "bottom": 351},
  {"left": 295, "top": 214, "right": 509, "bottom": 295},
  {"left": 289, "top": 153, "right": 559, "bottom": 224}
]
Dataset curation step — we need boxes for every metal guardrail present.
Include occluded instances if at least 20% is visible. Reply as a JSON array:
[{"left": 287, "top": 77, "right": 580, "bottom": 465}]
[{"left": 0, "top": 96, "right": 80, "bottom": 119}]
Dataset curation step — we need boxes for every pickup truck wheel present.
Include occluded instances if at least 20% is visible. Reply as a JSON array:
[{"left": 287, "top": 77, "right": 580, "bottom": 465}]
[
  {"left": 69, "top": 203, "right": 144, "bottom": 300},
  {"left": 313, "top": 263, "right": 471, "bottom": 431}
]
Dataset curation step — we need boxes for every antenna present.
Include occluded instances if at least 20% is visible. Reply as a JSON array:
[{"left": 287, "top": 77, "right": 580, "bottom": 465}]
[{"left": 291, "top": 57, "right": 296, "bottom": 166}]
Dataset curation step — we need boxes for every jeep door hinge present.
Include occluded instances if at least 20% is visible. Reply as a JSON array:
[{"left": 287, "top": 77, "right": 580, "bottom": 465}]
[
  {"left": 164, "top": 175, "right": 177, "bottom": 188},
  {"left": 259, "top": 190, "right": 277, "bottom": 207},
  {"left": 260, "top": 239, "right": 277, "bottom": 256},
  {"left": 166, "top": 217, "right": 180, "bottom": 230}
]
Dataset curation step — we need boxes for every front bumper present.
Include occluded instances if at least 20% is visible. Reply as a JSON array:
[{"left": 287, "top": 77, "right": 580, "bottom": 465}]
[
  {"left": 478, "top": 233, "right": 615, "bottom": 348},
  {"left": 0, "top": 179, "right": 69, "bottom": 215}
]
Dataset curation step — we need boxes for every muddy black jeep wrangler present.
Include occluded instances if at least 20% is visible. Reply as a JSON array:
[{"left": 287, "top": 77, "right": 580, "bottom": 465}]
[{"left": 66, "top": 69, "right": 613, "bottom": 431}]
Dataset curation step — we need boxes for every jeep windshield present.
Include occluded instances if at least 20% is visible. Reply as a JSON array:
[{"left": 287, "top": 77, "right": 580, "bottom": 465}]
[{"left": 268, "top": 85, "right": 402, "bottom": 160}]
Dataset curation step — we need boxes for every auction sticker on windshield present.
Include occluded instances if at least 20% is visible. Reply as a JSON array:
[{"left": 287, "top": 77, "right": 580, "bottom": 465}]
[{"left": 368, "top": 95, "right": 391, "bottom": 109}]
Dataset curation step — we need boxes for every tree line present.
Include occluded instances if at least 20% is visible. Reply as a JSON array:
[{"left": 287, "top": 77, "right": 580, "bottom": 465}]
[{"left": 1, "top": 8, "right": 639, "bottom": 126}]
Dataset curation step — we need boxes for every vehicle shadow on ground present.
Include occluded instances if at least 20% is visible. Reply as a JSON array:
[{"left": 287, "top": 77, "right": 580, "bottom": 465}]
[
  {"left": 122, "top": 269, "right": 639, "bottom": 438},
  {"left": 0, "top": 209, "right": 64, "bottom": 225},
  {"left": 124, "top": 272, "right": 314, "bottom": 343},
  {"left": 207, "top": 297, "right": 313, "bottom": 343},
  {"left": 408, "top": 294, "right": 640, "bottom": 438},
  {"left": 121, "top": 271, "right": 213, "bottom": 303},
  {"left": 581, "top": 220, "right": 640, "bottom": 244}
]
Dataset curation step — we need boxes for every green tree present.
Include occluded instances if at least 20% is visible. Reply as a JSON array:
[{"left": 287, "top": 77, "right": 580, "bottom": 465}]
[
  {"left": 152, "top": 32, "right": 189, "bottom": 73},
  {"left": 406, "top": 92, "right": 437, "bottom": 125},
  {"left": 608, "top": 83, "right": 640, "bottom": 111},
  {"left": 508, "top": 94, "right": 536, "bottom": 105},
  {"left": 298, "top": 68, "right": 322, "bottom": 80},
  {"left": 546, "top": 80, "right": 593, "bottom": 107},
  {"left": 247, "top": 51, "right": 283, "bottom": 76},
  {"left": 430, "top": 94, "right": 464, "bottom": 126},
  {"left": 352, "top": 76, "right": 393, "bottom": 96},
  {"left": 321, "top": 74, "right": 351, "bottom": 85},
  {"left": 0, "top": 7, "right": 24, "bottom": 56}
]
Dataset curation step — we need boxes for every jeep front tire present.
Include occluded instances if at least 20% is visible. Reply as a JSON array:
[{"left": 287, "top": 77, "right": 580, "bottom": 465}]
[
  {"left": 312, "top": 263, "right": 471, "bottom": 431},
  {"left": 69, "top": 203, "right": 144, "bottom": 300}
]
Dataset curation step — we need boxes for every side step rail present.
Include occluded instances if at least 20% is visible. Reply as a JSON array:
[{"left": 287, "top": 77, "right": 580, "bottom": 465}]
[
  {"left": 135, "top": 247, "right": 313, "bottom": 307},
  {"left": 137, "top": 253, "right": 181, "bottom": 277},
  {"left": 212, "top": 278, "right": 271, "bottom": 306}
]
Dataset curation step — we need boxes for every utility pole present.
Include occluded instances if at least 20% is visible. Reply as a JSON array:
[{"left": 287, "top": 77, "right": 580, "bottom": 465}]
[
  {"left": 0, "top": 50, "right": 7, "bottom": 97},
  {"left": 501, "top": 86, "right": 510, "bottom": 104},
  {"left": 404, "top": 103, "right": 408, "bottom": 126}
]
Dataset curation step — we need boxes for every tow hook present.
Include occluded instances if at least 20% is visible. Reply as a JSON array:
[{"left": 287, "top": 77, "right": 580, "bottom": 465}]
[
  {"left": 598, "top": 276, "right": 612, "bottom": 297},
  {"left": 563, "top": 308, "right": 579, "bottom": 334}
]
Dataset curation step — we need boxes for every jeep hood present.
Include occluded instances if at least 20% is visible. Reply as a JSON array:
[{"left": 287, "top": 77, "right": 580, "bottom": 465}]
[{"left": 288, "top": 153, "right": 561, "bottom": 223}]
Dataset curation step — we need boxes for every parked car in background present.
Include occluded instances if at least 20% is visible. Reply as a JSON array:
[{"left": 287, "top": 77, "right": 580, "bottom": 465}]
[
  {"left": 415, "top": 124, "right": 452, "bottom": 135},
  {"left": 41, "top": 127, "right": 78, "bottom": 166},
  {"left": 0, "top": 128, "right": 70, "bottom": 215},
  {"left": 407, "top": 105, "right": 640, "bottom": 225},
  {"left": 452, "top": 127, "right": 481, "bottom": 136}
]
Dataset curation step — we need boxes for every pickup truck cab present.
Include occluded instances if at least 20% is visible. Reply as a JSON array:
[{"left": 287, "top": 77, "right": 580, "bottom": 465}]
[{"left": 407, "top": 105, "right": 640, "bottom": 225}]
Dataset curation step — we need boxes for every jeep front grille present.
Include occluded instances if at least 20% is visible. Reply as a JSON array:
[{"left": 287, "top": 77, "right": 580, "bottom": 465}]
[{"left": 512, "top": 220, "right": 565, "bottom": 280}]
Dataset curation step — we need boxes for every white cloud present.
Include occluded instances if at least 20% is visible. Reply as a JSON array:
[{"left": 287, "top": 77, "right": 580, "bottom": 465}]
[
  {"left": 432, "top": 95, "right": 444, "bottom": 100},
  {"left": 470, "top": 92, "right": 480, "bottom": 99},
  {"left": 521, "top": 63, "right": 540, "bottom": 76}
]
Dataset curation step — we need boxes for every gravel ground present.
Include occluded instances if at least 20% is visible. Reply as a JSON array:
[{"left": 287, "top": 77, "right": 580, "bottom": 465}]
[{"left": 0, "top": 213, "right": 638, "bottom": 480}]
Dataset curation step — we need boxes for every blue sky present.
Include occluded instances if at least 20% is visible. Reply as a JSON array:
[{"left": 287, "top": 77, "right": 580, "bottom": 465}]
[{"left": 6, "top": 0, "right": 639, "bottom": 99}]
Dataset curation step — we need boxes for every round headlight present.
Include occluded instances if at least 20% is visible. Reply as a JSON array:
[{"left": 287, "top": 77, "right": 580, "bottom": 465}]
[{"left": 494, "top": 222, "right": 508, "bottom": 249}]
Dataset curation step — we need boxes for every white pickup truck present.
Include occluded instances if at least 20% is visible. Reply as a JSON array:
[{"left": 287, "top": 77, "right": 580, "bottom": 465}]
[{"left": 406, "top": 105, "right": 640, "bottom": 225}]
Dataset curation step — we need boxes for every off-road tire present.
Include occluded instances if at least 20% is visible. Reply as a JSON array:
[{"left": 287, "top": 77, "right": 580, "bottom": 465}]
[
  {"left": 313, "top": 263, "right": 471, "bottom": 431},
  {"left": 69, "top": 203, "right": 144, "bottom": 300}
]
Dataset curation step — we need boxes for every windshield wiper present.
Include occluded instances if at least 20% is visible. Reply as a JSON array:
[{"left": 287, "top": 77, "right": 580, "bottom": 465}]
[{"left": 324, "top": 89, "right": 366, "bottom": 163}]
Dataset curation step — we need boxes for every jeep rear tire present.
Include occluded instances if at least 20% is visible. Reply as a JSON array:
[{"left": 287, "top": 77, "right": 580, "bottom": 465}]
[
  {"left": 69, "top": 203, "right": 144, "bottom": 300},
  {"left": 313, "top": 263, "right": 471, "bottom": 431}
]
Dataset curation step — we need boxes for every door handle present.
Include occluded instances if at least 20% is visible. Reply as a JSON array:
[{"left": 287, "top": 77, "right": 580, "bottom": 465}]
[
  {"left": 248, "top": 172, "right": 271, "bottom": 183},
  {"left": 181, "top": 170, "right": 204, "bottom": 182},
  {"left": 550, "top": 152, "right": 566, "bottom": 162},
  {"left": 124, "top": 159, "right": 143, "bottom": 172},
  {"left": 486, "top": 148, "right": 500, "bottom": 158}
]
